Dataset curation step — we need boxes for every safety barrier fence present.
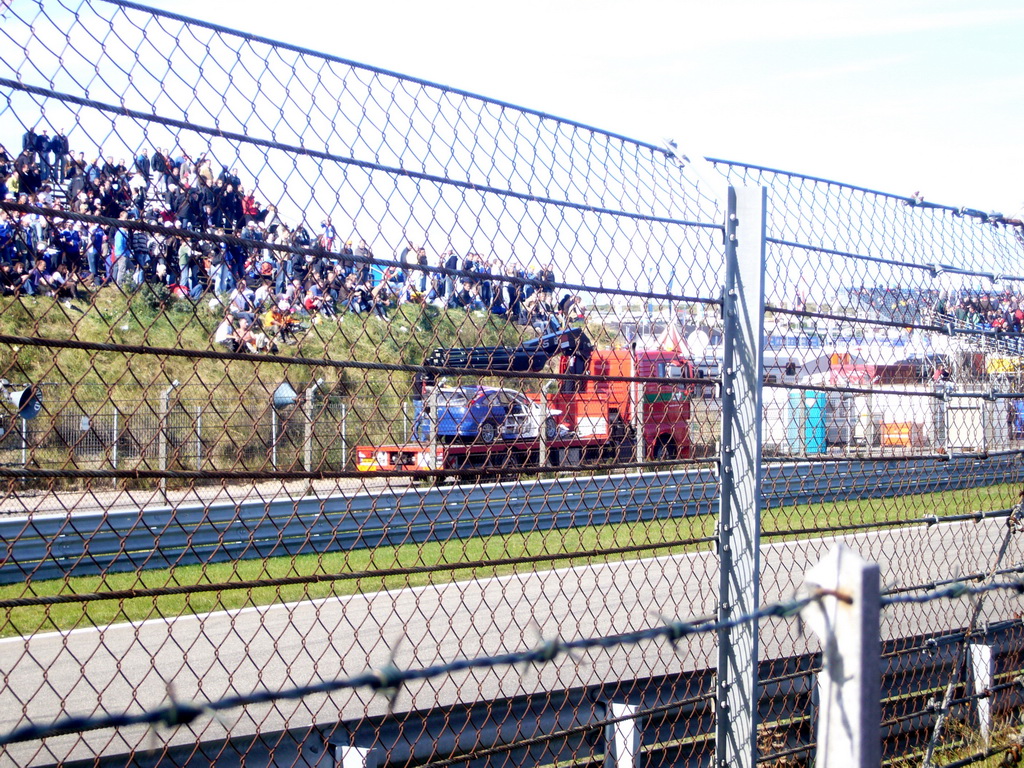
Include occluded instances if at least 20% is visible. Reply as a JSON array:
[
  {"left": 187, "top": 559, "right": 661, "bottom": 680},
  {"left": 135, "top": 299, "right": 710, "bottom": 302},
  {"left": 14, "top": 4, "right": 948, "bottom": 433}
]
[
  {"left": 1, "top": 456, "right": 1020, "bottom": 586},
  {"left": 1, "top": 2, "right": 1024, "bottom": 767}
]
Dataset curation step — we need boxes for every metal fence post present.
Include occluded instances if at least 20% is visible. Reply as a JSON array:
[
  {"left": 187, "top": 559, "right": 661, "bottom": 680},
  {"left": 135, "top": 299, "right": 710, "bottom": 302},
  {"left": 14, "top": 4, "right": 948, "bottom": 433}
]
[
  {"left": 631, "top": 350, "right": 645, "bottom": 464},
  {"left": 304, "top": 379, "right": 323, "bottom": 479},
  {"left": 604, "top": 701, "right": 640, "bottom": 768},
  {"left": 716, "top": 185, "right": 766, "bottom": 768},
  {"left": 970, "top": 643, "right": 994, "bottom": 745},
  {"left": 304, "top": 396, "right": 314, "bottom": 473},
  {"left": 195, "top": 404, "right": 202, "bottom": 471},
  {"left": 158, "top": 381, "right": 178, "bottom": 498},
  {"left": 305, "top": 380, "right": 321, "bottom": 493},
  {"left": 539, "top": 391, "right": 549, "bottom": 468},
  {"left": 341, "top": 401, "right": 348, "bottom": 468},
  {"left": 427, "top": 388, "right": 438, "bottom": 471},
  {"left": 271, "top": 409, "right": 278, "bottom": 471},
  {"left": 111, "top": 406, "right": 119, "bottom": 470},
  {"left": 801, "top": 544, "right": 881, "bottom": 768}
]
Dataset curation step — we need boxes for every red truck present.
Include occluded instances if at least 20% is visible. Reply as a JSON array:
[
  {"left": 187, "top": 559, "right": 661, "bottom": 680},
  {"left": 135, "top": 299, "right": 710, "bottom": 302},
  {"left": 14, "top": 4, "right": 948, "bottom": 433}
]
[{"left": 355, "top": 328, "right": 694, "bottom": 475}]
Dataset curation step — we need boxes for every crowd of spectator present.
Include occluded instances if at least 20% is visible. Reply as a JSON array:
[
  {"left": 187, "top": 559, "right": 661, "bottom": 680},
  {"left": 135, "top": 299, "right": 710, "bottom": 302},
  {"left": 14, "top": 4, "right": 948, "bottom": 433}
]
[
  {"left": 935, "top": 290, "right": 1024, "bottom": 334},
  {"left": 0, "top": 127, "right": 585, "bottom": 350},
  {"left": 848, "top": 286, "right": 940, "bottom": 326},
  {"left": 851, "top": 284, "right": 1024, "bottom": 338}
]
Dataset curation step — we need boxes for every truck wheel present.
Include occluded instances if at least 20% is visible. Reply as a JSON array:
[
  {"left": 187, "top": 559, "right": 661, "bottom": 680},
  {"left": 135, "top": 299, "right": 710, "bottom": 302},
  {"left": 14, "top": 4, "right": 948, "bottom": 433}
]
[
  {"left": 608, "top": 418, "right": 634, "bottom": 464},
  {"left": 653, "top": 436, "right": 677, "bottom": 461},
  {"left": 478, "top": 421, "right": 497, "bottom": 444},
  {"left": 543, "top": 416, "right": 557, "bottom": 441}
]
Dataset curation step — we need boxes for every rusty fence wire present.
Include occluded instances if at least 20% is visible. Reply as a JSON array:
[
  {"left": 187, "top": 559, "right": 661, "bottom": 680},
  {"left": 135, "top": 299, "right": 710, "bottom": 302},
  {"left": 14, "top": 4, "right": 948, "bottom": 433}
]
[{"left": 0, "top": 2, "right": 1023, "bottom": 767}]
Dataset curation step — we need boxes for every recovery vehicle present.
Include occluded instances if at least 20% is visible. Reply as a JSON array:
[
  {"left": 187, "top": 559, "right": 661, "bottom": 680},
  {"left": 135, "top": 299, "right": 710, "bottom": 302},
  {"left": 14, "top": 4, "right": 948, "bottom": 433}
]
[{"left": 355, "top": 327, "right": 694, "bottom": 475}]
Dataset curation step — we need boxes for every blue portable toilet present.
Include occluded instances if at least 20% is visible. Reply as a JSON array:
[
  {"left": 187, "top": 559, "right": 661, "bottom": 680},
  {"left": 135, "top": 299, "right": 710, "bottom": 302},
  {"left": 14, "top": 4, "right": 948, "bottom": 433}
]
[
  {"left": 804, "top": 391, "right": 827, "bottom": 453},
  {"left": 787, "top": 390, "right": 828, "bottom": 454}
]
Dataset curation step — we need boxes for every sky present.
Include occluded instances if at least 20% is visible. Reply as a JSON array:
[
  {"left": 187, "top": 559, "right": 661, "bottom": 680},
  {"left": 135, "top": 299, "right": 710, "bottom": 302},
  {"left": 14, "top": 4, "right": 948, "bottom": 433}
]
[{"left": 139, "top": 0, "right": 1024, "bottom": 218}]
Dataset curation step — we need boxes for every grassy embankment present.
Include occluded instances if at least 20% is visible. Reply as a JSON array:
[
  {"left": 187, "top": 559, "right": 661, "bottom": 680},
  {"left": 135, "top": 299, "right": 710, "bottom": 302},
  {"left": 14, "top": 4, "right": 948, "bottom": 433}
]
[{"left": 0, "top": 286, "right": 620, "bottom": 482}]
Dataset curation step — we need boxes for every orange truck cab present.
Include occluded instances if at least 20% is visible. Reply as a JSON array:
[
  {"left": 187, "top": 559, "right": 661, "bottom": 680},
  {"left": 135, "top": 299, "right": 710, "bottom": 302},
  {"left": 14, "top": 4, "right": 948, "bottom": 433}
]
[{"left": 549, "top": 348, "right": 693, "bottom": 460}]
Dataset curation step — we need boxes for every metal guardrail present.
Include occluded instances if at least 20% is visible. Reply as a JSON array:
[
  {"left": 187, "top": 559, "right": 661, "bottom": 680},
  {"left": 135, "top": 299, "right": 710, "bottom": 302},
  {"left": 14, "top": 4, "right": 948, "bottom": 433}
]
[{"left": 3, "top": 456, "right": 1020, "bottom": 585}]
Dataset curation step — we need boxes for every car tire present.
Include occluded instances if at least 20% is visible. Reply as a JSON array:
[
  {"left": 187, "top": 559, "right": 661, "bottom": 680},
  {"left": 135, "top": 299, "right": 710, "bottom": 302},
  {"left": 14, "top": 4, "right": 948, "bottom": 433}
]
[
  {"left": 478, "top": 421, "right": 497, "bottom": 444},
  {"left": 543, "top": 416, "right": 557, "bottom": 441}
]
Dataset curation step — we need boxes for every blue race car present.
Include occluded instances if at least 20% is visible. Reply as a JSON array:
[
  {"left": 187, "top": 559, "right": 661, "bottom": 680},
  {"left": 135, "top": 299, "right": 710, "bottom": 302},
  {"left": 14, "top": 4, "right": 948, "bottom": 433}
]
[{"left": 413, "top": 386, "right": 559, "bottom": 443}]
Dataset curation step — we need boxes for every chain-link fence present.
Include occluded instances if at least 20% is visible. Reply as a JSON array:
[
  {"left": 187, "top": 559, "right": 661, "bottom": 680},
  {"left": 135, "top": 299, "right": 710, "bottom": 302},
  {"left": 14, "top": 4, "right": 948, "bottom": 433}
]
[{"left": 1, "top": 2, "right": 1024, "bottom": 767}]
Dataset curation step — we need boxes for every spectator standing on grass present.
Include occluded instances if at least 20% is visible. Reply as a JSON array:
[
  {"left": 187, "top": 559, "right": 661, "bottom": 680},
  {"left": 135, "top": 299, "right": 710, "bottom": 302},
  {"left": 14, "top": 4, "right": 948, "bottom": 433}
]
[
  {"left": 85, "top": 221, "right": 106, "bottom": 284},
  {"left": 441, "top": 249, "right": 458, "bottom": 303},
  {"left": 208, "top": 238, "right": 231, "bottom": 294},
  {"left": 55, "top": 220, "right": 82, "bottom": 271},
  {"left": 414, "top": 246, "right": 429, "bottom": 292},
  {"left": 176, "top": 238, "right": 200, "bottom": 297},
  {"left": 109, "top": 211, "right": 132, "bottom": 286},
  {"left": 338, "top": 239, "right": 354, "bottom": 273},
  {"left": 505, "top": 262, "right": 524, "bottom": 322},
  {"left": 538, "top": 260, "right": 556, "bottom": 303},
  {"left": 478, "top": 257, "right": 493, "bottom": 308},
  {"left": 0, "top": 210, "right": 16, "bottom": 264},
  {"left": 130, "top": 221, "right": 150, "bottom": 279},
  {"left": 355, "top": 238, "right": 373, "bottom": 284}
]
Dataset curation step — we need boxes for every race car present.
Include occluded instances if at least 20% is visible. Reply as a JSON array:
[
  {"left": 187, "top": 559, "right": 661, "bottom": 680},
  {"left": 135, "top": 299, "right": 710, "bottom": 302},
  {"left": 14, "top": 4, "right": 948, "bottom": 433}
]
[{"left": 412, "top": 386, "right": 560, "bottom": 443}]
